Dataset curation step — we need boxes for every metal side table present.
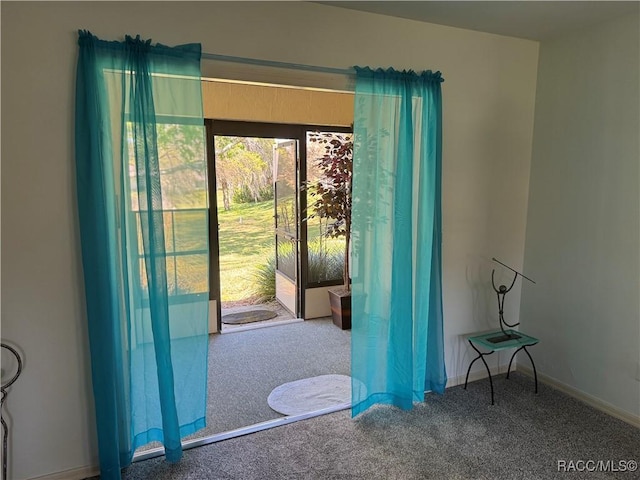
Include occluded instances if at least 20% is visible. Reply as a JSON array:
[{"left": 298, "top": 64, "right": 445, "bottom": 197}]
[{"left": 464, "top": 329, "right": 538, "bottom": 405}]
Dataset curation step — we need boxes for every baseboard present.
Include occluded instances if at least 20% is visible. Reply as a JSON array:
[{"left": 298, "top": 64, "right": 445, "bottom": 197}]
[
  {"left": 517, "top": 365, "right": 640, "bottom": 428},
  {"left": 29, "top": 465, "right": 99, "bottom": 480}
]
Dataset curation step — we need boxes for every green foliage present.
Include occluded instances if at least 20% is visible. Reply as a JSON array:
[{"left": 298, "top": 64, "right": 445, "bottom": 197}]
[
  {"left": 157, "top": 123, "right": 207, "bottom": 209},
  {"left": 146, "top": 130, "right": 353, "bottom": 304},
  {"left": 307, "top": 241, "right": 344, "bottom": 284},
  {"left": 305, "top": 131, "right": 353, "bottom": 289},
  {"left": 258, "top": 183, "right": 274, "bottom": 201},
  {"left": 232, "top": 182, "right": 274, "bottom": 204},
  {"left": 306, "top": 132, "right": 353, "bottom": 239},
  {"left": 250, "top": 254, "right": 276, "bottom": 302},
  {"left": 130, "top": 123, "right": 207, "bottom": 210},
  {"left": 232, "top": 185, "right": 254, "bottom": 204},
  {"left": 251, "top": 241, "right": 344, "bottom": 301},
  {"left": 215, "top": 136, "right": 274, "bottom": 210},
  {"left": 216, "top": 194, "right": 274, "bottom": 303},
  {"left": 168, "top": 195, "right": 344, "bottom": 304}
]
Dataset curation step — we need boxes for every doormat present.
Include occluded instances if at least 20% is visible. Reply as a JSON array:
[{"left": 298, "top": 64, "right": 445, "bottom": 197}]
[
  {"left": 222, "top": 309, "right": 278, "bottom": 325},
  {"left": 267, "top": 374, "right": 352, "bottom": 416}
]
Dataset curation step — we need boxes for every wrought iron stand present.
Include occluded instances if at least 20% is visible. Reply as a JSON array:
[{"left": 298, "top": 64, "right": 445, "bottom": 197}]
[
  {"left": 464, "top": 331, "right": 538, "bottom": 405},
  {"left": 463, "top": 258, "right": 538, "bottom": 404}
]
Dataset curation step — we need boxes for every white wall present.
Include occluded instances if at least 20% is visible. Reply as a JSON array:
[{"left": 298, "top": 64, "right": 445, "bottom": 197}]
[
  {"left": 1, "top": 2, "right": 538, "bottom": 478},
  {"left": 520, "top": 12, "right": 640, "bottom": 418}
]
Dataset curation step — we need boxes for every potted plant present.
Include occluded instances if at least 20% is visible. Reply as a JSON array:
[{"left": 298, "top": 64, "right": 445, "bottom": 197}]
[{"left": 306, "top": 132, "right": 353, "bottom": 329}]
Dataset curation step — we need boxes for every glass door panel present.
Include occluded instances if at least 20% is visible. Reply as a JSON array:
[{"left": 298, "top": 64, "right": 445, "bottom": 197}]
[{"left": 274, "top": 139, "right": 299, "bottom": 315}]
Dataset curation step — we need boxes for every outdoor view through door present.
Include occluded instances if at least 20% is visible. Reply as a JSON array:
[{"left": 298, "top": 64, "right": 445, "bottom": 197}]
[{"left": 206, "top": 121, "right": 351, "bottom": 331}]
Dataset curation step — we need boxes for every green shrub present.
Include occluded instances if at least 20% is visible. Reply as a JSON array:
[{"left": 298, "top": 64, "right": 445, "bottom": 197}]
[
  {"left": 258, "top": 183, "right": 274, "bottom": 201},
  {"left": 232, "top": 185, "right": 254, "bottom": 204},
  {"left": 233, "top": 183, "right": 274, "bottom": 204},
  {"left": 251, "top": 253, "right": 276, "bottom": 302},
  {"left": 251, "top": 242, "right": 344, "bottom": 300},
  {"left": 307, "top": 242, "right": 343, "bottom": 283}
]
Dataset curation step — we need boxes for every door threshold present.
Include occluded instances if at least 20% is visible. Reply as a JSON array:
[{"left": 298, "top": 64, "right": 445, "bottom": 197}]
[
  {"left": 221, "top": 317, "right": 303, "bottom": 334},
  {"left": 133, "top": 402, "right": 351, "bottom": 463}
]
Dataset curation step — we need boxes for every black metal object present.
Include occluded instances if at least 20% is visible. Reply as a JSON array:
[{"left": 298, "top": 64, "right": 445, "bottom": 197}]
[
  {"left": 464, "top": 339, "right": 539, "bottom": 405},
  {"left": 464, "top": 259, "right": 539, "bottom": 405},
  {"left": 1, "top": 343, "right": 23, "bottom": 480},
  {"left": 464, "top": 340, "right": 496, "bottom": 404},
  {"left": 492, "top": 257, "right": 536, "bottom": 284},
  {"left": 491, "top": 267, "right": 519, "bottom": 338},
  {"left": 488, "top": 257, "right": 536, "bottom": 342},
  {"left": 506, "top": 345, "right": 538, "bottom": 394}
]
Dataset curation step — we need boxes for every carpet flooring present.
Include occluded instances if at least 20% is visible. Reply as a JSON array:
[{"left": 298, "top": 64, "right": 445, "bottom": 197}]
[
  {"left": 195, "top": 318, "right": 351, "bottom": 436},
  {"left": 140, "top": 317, "right": 351, "bottom": 446},
  {"left": 135, "top": 317, "right": 350, "bottom": 454},
  {"left": 118, "top": 372, "right": 639, "bottom": 480}
]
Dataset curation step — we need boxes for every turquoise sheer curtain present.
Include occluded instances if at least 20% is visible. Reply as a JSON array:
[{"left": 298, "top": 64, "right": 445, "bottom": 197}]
[
  {"left": 351, "top": 67, "right": 447, "bottom": 417},
  {"left": 75, "top": 31, "right": 209, "bottom": 478}
]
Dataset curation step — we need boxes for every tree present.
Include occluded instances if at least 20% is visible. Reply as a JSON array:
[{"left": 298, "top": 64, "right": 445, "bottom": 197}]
[
  {"left": 127, "top": 123, "right": 208, "bottom": 210},
  {"left": 214, "top": 136, "right": 274, "bottom": 210},
  {"left": 306, "top": 132, "right": 353, "bottom": 291}
]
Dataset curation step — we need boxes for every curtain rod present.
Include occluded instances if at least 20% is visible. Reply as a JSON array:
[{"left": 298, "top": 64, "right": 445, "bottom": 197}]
[{"left": 201, "top": 52, "right": 355, "bottom": 76}]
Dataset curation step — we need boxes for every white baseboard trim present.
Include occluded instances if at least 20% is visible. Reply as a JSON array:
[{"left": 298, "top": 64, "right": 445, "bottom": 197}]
[
  {"left": 517, "top": 365, "right": 640, "bottom": 428},
  {"left": 29, "top": 465, "right": 99, "bottom": 480}
]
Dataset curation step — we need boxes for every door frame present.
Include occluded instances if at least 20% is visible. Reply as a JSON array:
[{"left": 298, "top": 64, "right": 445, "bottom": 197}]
[
  {"left": 205, "top": 120, "right": 352, "bottom": 331},
  {"left": 273, "top": 138, "right": 300, "bottom": 316}
]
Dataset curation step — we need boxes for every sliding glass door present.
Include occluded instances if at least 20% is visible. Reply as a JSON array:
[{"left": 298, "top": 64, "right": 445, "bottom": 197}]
[{"left": 205, "top": 121, "right": 351, "bottom": 329}]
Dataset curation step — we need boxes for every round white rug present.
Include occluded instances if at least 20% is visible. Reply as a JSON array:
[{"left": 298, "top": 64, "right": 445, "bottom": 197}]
[{"left": 267, "top": 374, "right": 352, "bottom": 416}]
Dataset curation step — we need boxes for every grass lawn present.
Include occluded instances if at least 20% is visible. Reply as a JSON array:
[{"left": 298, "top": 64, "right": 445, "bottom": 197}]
[
  {"left": 216, "top": 191, "right": 344, "bottom": 305},
  {"left": 217, "top": 193, "right": 275, "bottom": 304}
]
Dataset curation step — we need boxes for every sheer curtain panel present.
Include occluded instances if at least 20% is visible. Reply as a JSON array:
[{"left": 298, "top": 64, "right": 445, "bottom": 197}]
[
  {"left": 351, "top": 67, "right": 447, "bottom": 417},
  {"left": 75, "top": 31, "right": 209, "bottom": 478}
]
